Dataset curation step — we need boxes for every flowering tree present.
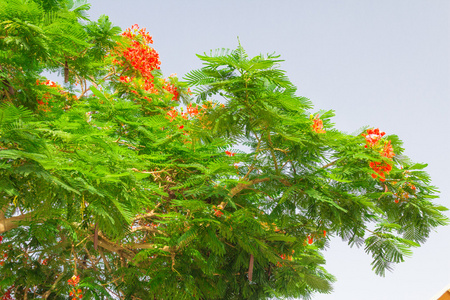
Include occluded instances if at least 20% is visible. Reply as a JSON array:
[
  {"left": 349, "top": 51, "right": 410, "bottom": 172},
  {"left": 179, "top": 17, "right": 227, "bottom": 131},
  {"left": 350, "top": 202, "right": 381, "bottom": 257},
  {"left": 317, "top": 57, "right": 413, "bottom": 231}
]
[{"left": 0, "top": 0, "right": 447, "bottom": 299}]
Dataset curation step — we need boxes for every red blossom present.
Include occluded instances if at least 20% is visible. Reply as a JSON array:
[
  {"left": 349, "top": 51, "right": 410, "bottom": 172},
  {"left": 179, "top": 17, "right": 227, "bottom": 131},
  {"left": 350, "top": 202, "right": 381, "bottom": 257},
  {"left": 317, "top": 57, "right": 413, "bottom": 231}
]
[
  {"left": 167, "top": 109, "right": 178, "bottom": 122},
  {"left": 213, "top": 208, "right": 224, "bottom": 217},
  {"left": 381, "top": 140, "right": 395, "bottom": 158},
  {"left": 312, "top": 114, "right": 325, "bottom": 133},
  {"left": 225, "top": 150, "right": 235, "bottom": 157},
  {"left": 362, "top": 128, "right": 385, "bottom": 148},
  {"left": 369, "top": 161, "right": 392, "bottom": 182},
  {"left": 187, "top": 104, "right": 199, "bottom": 117},
  {"left": 68, "top": 275, "right": 80, "bottom": 286},
  {"left": 113, "top": 24, "right": 161, "bottom": 95},
  {"left": 163, "top": 81, "right": 179, "bottom": 100}
]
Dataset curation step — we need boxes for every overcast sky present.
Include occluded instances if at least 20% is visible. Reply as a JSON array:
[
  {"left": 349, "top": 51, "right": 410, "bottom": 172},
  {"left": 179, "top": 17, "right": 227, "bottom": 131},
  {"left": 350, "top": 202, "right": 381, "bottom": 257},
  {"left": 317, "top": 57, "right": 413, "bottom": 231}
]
[{"left": 84, "top": 1, "right": 450, "bottom": 299}]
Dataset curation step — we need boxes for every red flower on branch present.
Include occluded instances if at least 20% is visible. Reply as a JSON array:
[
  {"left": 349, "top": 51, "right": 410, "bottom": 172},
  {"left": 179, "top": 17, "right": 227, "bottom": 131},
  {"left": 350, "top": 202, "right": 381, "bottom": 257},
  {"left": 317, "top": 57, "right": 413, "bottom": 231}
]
[
  {"left": 187, "top": 104, "right": 199, "bottom": 117},
  {"left": 362, "top": 128, "right": 385, "bottom": 148},
  {"left": 166, "top": 109, "right": 178, "bottom": 122},
  {"left": 369, "top": 161, "right": 392, "bottom": 182},
  {"left": 213, "top": 208, "right": 224, "bottom": 217},
  {"left": 312, "top": 114, "right": 325, "bottom": 134},
  {"left": 225, "top": 150, "right": 235, "bottom": 157},
  {"left": 381, "top": 140, "right": 395, "bottom": 158},
  {"left": 68, "top": 275, "right": 80, "bottom": 286}
]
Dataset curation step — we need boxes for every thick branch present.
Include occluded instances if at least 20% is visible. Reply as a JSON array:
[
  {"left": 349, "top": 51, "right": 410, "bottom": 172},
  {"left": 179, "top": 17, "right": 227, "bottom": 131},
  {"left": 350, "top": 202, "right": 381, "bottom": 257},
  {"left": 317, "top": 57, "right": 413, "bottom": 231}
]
[
  {"left": 0, "top": 211, "right": 34, "bottom": 234},
  {"left": 228, "top": 177, "right": 271, "bottom": 198},
  {"left": 219, "top": 177, "right": 271, "bottom": 209},
  {"left": 130, "top": 226, "right": 166, "bottom": 236},
  {"left": 133, "top": 202, "right": 161, "bottom": 222},
  {"left": 42, "top": 273, "right": 64, "bottom": 299}
]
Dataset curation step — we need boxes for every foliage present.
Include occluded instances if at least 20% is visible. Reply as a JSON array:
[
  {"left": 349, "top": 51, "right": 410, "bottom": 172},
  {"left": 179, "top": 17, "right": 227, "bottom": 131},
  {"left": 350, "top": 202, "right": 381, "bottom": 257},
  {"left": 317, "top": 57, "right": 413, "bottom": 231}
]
[{"left": 0, "top": 1, "right": 447, "bottom": 299}]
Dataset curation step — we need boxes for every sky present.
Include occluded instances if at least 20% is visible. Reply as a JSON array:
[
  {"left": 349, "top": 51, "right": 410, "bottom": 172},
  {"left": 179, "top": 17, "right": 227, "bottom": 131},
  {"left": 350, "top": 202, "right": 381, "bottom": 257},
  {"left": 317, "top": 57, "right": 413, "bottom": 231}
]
[{"left": 84, "top": 1, "right": 450, "bottom": 299}]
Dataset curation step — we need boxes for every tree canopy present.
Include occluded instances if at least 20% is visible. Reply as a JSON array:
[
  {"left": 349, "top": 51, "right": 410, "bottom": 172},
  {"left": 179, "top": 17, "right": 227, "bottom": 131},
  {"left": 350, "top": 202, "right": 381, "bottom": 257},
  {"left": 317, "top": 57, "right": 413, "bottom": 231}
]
[{"left": 0, "top": 0, "right": 447, "bottom": 299}]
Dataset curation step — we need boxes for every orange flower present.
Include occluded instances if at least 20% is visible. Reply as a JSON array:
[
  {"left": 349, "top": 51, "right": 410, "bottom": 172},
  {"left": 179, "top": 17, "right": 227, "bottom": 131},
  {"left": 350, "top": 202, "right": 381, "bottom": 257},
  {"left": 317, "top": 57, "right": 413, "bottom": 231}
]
[
  {"left": 225, "top": 150, "right": 235, "bottom": 157},
  {"left": 187, "top": 104, "right": 199, "bottom": 117},
  {"left": 68, "top": 275, "right": 80, "bottom": 286},
  {"left": 213, "top": 208, "right": 223, "bottom": 217},
  {"left": 362, "top": 128, "right": 385, "bottom": 148},
  {"left": 381, "top": 141, "right": 395, "bottom": 158},
  {"left": 166, "top": 109, "right": 178, "bottom": 122},
  {"left": 312, "top": 114, "right": 325, "bottom": 133},
  {"left": 163, "top": 81, "right": 179, "bottom": 100},
  {"left": 369, "top": 161, "right": 392, "bottom": 182}
]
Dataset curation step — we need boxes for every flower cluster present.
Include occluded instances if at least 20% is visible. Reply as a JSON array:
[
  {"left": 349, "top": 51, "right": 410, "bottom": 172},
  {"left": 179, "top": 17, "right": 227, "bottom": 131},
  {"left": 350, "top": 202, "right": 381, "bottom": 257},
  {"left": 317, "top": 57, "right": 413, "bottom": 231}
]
[
  {"left": 163, "top": 81, "right": 179, "bottom": 101},
  {"left": 363, "top": 128, "right": 395, "bottom": 182},
  {"left": 121, "top": 25, "right": 160, "bottom": 78},
  {"left": 311, "top": 114, "right": 325, "bottom": 134},
  {"left": 186, "top": 104, "right": 199, "bottom": 117},
  {"left": 68, "top": 275, "right": 83, "bottom": 299},
  {"left": 369, "top": 162, "right": 392, "bottom": 182},
  {"left": 112, "top": 24, "right": 176, "bottom": 99},
  {"left": 121, "top": 24, "right": 153, "bottom": 44},
  {"left": 381, "top": 141, "right": 395, "bottom": 158},
  {"left": 362, "top": 128, "right": 385, "bottom": 148}
]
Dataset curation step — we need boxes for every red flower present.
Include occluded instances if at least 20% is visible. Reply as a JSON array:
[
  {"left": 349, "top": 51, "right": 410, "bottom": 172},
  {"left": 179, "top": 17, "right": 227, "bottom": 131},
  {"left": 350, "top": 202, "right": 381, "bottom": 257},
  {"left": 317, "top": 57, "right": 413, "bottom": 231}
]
[
  {"left": 225, "top": 150, "right": 235, "bottom": 157},
  {"left": 163, "top": 81, "right": 179, "bottom": 101},
  {"left": 166, "top": 109, "right": 178, "bottom": 122},
  {"left": 187, "top": 104, "right": 199, "bottom": 117},
  {"left": 213, "top": 208, "right": 224, "bottom": 217},
  {"left": 68, "top": 275, "right": 80, "bottom": 286},
  {"left": 178, "top": 125, "right": 184, "bottom": 129},
  {"left": 362, "top": 128, "right": 385, "bottom": 148},
  {"left": 119, "top": 76, "right": 131, "bottom": 83},
  {"left": 308, "top": 236, "right": 314, "bottom": 244},
  {"left": 369, "top": 161, "right": 392, "bottom": 182},
  {"left": 381, "top": 141, "right": 395, "bottom": 158},
  {"left": 312, "top": 114, "right": 325, "bottom": 133}
]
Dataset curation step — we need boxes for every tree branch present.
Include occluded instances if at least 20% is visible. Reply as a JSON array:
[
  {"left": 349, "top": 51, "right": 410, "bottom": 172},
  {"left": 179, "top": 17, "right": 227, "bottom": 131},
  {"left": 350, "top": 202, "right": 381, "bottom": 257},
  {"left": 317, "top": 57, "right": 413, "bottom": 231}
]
[{"left": 0, "top": 211, "right": 35, "bottom": 234}]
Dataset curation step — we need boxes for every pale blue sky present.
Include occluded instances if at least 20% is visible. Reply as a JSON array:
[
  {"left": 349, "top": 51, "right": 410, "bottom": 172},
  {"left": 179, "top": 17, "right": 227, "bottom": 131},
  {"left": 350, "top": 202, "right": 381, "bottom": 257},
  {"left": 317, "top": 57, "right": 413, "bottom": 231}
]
[{"left": 84, "top": 1, "right": 450, "bottom": 299}]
